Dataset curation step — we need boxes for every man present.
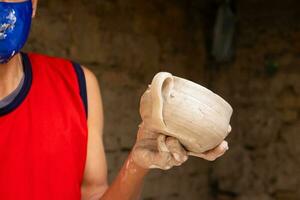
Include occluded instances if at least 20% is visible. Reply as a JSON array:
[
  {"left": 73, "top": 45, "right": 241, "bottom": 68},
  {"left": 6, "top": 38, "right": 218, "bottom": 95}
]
[{"left": 0, "top": 0, "right": 230, "bottom": 199}]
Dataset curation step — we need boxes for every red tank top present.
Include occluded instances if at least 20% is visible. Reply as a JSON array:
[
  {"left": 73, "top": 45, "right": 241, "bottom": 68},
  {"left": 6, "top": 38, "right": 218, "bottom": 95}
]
[{"left": 0, "top": 53, "right": 88, "bottom": 200}]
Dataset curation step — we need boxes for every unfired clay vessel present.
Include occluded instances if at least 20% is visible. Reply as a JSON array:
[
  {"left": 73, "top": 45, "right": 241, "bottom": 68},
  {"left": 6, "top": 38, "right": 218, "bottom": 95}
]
[{"left": 140, "top": 72, "right": 233, "bottom": 154}]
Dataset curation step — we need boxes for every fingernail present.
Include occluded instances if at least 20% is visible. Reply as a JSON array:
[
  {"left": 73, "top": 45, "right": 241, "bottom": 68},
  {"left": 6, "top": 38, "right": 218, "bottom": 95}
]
[
  {"left": 183, "top": 156, "right": 188, "bottom": 162},
  {"left": 228, "top": 125, "right": 232, "bottom": 133},
  {"left": 173, "top": 153, "right": 181, "bottom": 162},
  {"left": 222, "top": 142, "right": 229, "bottom": 150},
  {"left": 149, "top": 165, "right": 160, "bottom": 169}
]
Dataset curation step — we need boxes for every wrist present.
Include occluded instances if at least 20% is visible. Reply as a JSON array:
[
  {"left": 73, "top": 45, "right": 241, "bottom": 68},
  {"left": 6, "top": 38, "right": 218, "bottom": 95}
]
[{"left": 127, "top": 152, "right": 150, "bottom": 176}]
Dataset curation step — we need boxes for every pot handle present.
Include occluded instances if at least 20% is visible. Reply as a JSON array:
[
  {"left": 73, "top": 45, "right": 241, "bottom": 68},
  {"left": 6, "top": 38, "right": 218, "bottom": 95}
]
[{"left": 150, "top": 72, "right": 174, "bottom": 130}]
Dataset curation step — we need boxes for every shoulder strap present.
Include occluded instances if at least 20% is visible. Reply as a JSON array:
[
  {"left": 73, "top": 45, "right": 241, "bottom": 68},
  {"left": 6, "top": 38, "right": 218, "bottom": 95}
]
[{"left": 71, "top": 62, "right": 88, "bottom": 118}]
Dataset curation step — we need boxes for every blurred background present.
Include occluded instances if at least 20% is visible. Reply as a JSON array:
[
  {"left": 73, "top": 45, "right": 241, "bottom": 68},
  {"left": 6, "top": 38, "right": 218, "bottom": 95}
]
[{"left": 25, "top": 0, "right": 300, "bottom": 199}]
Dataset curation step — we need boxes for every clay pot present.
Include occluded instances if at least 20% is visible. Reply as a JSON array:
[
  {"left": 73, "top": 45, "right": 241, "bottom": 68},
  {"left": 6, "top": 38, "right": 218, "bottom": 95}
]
[{"left": 140, "top": 72, "right": 233, "bottom": 154}]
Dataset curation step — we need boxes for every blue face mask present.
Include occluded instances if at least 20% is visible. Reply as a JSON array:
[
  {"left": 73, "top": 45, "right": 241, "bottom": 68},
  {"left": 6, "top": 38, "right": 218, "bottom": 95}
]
[{"left": 0, "top": 0, "right": 32, "bottom": 64}]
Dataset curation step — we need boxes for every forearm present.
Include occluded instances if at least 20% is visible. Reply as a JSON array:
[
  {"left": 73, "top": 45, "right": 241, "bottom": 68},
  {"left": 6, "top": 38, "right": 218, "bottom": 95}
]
[{"left": 99, "top": 153, "right": 149, "bottom": 200}]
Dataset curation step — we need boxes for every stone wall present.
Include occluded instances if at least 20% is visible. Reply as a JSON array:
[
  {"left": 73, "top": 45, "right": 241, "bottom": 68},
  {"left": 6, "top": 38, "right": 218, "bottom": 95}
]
[
  {"left": 208, "top": 1, "right": 300, "bottom": 200},
  {"left": 25, "top": 0, "right": 300, "bottom": 199}
]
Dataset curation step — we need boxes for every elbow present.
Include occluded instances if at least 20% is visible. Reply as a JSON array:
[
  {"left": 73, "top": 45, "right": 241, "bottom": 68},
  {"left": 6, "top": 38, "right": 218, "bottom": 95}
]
[{"left": 82, "top": 182, "right": 109, "bottom": 200}]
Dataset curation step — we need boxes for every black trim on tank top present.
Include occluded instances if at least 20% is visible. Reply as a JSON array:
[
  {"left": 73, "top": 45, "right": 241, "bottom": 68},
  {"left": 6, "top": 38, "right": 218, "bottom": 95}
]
[
  {"left": 0, "top": 52, "right": 33, "bottom": 117},
  {"left": 71, "top": 62, "right": 88, "bottom": 118}
]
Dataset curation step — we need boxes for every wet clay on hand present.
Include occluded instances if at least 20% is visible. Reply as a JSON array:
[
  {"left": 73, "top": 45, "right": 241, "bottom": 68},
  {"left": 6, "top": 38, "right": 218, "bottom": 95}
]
[
  {"left": 132, "top": 125, "right": 189, "bottom": 170},
  {"left": 139, "top": 72, "right": 233, "bottom": 154}
]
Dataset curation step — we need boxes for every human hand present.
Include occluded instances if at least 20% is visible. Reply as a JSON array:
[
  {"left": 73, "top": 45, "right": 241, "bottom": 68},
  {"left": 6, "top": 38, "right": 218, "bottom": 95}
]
[{"left": 131, "top": 123, "right": 229, "bottom": 170}]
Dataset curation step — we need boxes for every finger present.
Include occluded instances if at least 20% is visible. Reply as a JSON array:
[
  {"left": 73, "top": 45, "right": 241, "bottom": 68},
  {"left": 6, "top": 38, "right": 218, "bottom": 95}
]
[
  {"left": 133, "top": 138, "right": 172, "bottom": 169},
  {"left": 132, "top": 139, "right": 158, "bottom": 168},
  {"left": 188, "top": 141, "right": 229, "bottom": 161},
  {"left": 224, "top": 125, "right": 232, "bottom": 138},
  {"left": 134, "top": 137, "right": 178, "bottom": 170},
  {"left": 150, "top": 151, "right": 173, "bottom": 170},
  {"left": 154, "top": 136, "right": 183, "bottom": 169},
  {"left": 202, "top": 141, "right": 228, "bottom": 160},
  {"left": 228, "top": 125, "right": 232, "bottom": 133},
  {"left": 156, "top": 137, "right": 179, "bottom": 169},
  {"left": 137, "top": 124, "right": 160, "bottom": 140},
  {"left": 165, "top": 137, "right": 188, "bottom": 163},
  {"left": 157, "top": 134, "right": 169, "bottom": 152}
]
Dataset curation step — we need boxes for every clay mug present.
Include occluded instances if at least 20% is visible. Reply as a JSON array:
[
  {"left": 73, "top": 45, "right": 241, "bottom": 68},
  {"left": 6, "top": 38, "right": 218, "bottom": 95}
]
[{"left": 140, "top": 72, "right": 233, "bottom": 154}]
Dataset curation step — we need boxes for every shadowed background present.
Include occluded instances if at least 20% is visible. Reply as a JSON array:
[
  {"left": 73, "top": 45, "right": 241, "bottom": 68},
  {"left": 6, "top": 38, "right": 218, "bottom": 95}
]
[{"left": 25, "top": 0, "right": 300, "bottom": 199}]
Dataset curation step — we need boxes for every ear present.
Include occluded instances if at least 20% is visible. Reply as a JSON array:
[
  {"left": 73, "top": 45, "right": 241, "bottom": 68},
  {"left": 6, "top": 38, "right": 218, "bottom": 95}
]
[{"left": 31, "top": 0, "right": 38, "bottom": 18}]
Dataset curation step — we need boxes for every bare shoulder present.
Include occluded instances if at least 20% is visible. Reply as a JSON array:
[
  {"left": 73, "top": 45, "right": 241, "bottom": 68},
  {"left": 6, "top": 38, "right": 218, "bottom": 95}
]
[
  {"left": 81, "top": 66, "right": 104, "bottom": 132},
  {"left": 81, "top": 66, "right": 102, "bottom": 112},
  {"left": 82, "top": 66, "right": 99, "bottom": 90}
]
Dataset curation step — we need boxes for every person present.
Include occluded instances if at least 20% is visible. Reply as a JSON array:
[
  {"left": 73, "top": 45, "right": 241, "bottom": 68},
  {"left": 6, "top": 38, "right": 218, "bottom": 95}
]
[{"left": 0, "top": 0, "right": 230, "bottom": 199}]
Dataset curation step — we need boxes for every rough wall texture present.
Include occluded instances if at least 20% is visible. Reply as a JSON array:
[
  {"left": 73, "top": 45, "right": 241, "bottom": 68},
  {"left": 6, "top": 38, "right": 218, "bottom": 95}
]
[
  {"left": 25, "top": 0, "right": 300, "bottom": 199},
  {"left": 209, "top": 1, "right": 300, "bottom": 200}
]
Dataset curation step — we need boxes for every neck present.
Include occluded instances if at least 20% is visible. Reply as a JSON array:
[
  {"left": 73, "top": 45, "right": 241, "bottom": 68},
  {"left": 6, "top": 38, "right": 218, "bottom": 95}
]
[{"left": 0, "top": 53, "right": 24, "bottom": 100}]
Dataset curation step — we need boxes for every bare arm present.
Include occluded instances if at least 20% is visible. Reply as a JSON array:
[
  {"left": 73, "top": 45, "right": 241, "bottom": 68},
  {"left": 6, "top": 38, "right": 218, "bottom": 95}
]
[
  {"left": 100, "top": 154, "right": 149, "bottom": 200},
  {"left": 81, "top": 67, "right": 108, "bottom": 199},
  {"left": 81, "top": 67, "right": 148, "bottom": 200}
]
